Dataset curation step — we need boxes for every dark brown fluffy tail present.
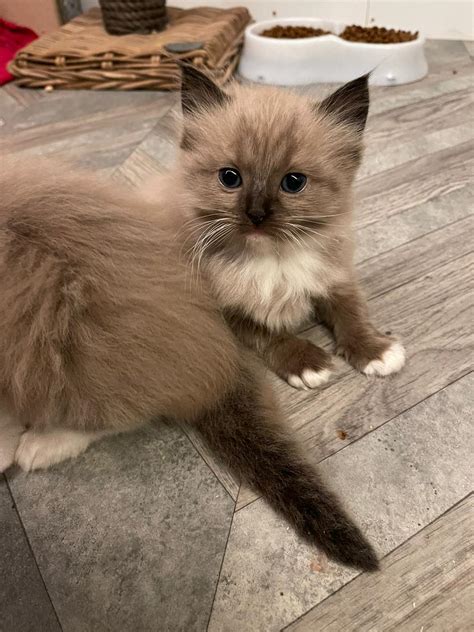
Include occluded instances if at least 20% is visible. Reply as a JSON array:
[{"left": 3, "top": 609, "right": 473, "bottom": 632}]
[{"left": 192, "top": 363, "right": 379, "bottom": 572}]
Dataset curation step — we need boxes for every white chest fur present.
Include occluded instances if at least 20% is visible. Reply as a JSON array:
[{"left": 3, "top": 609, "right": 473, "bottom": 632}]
[{"left": 208, "top": 245, "right": 339, "bottom": 331}]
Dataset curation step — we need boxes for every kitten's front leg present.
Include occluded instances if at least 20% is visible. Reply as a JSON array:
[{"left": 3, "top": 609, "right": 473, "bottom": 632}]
[
  {"left": 265, "top": 334, "right": 333, "bottom": 390},
  {"left": 225, "top": 310, "right": 332, "bottom": 390},
  {"left": 314, "top": 281, "right": 405, "bottom": 376}
]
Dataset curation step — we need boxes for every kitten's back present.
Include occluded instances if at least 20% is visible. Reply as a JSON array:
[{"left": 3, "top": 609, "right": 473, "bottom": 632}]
[{"left": 0, "top": 160, "right": 239, "bottom": 429}]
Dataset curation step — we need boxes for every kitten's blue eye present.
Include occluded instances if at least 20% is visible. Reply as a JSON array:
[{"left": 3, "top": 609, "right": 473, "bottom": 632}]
[
  {"left": 281, "top": 173, "right": 307, "bottom": 193},
  {"left": 218, "top": 168, "right": 242, "bottom": 189}
]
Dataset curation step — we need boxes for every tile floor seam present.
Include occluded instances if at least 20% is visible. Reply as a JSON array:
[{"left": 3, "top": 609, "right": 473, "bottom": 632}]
[
  {"left": 111, "top": 103, "right": 177, "bottom": 180},
  {"left": 181, "top": 427, "right": 237, "bottom": 504},
  {"left": 299, "top": 369, "right": 473, "bottom": 468},
  {"left": 4, "top": 475, "right": 64, "bottom": 632},
  {"left": 235, "top": 370, "right": 472, "bottom": 514},
  {"left": 280, "top": 491, "right": 474, "bottom": 632},
  {"left": 205, "top": 497, "right": 239, "bottom": 632}
]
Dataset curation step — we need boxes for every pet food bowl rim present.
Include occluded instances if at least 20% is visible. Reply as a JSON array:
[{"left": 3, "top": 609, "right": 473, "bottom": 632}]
[{"left": 246, "top": 17, "right": 425, "bottom": 48}]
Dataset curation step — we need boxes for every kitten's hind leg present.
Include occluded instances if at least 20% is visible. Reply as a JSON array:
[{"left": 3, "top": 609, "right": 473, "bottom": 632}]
[
  {"left": 14, "top": 428, "right": 116, "bottom": 472},
  {"left": 0, "top": 407, "right": 24, "bottom": 473},
  {"left": 314, "top": 281, "right": 406, "bottom": 376}
]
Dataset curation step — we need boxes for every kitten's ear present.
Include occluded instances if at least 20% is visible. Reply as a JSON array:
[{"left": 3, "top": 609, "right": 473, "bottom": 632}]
[
  {"left": 180, "top": 64, "right": 229, "bottom": 116},
  {"left": 317, "top": 74, "right": 370, "bottom": 132}
]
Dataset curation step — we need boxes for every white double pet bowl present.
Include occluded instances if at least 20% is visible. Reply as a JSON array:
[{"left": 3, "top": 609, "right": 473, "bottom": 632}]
[{"left": 239, "top": 18, "right": 428, "bottom": 86}]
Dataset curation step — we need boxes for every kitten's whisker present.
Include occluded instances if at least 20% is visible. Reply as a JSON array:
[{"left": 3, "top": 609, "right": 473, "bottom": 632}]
[
  {"left": 286, "top": 223, "right": 348, "bottom": 248},
  {"left": 182, "top": 213, "right": 228, "bottom": 226},
  {"left": 286, "top": 222, "right": 332, "bottom": 241},
  {"left": 195, "top": 230, "right": 225, "bottom": 262},
  {"left": 194, "top": 229, "right": 231, "bottom": 278},
  {"left": 289, "top": 215, "right": 348, "bottom": 229},
  {"left": 302, "top": 226, "right": 348, "bottom": 245},
  {"left": 201, "top": 228, "right": 233, "bottom": 259},
  {"left": 187, "top": 223, "right": 223, "bottom": 284},
  {"left": 182, "top": 219, "right": 231, "bottom": 236},
  {"left": 293, "top": 225, "right": 326, "bottom": 239},
  {"left": 183, "top": 219, "right": 232, "bottom": 257},
  {"left": 282, "top": 227, "right": 306, "bottom": 252},
  {"left": 284, "top": 224, "right": 333, "bottom": 254},
  {"left": 278, "top": 229, "right": 302, "bottom": 254},
  {"left": 179, "top": 216, "right": 235, "bottom": 242},
  {"left": 190, "top": 223, "right": 233, "bottom": 277},
  {"left": 290, "top": 213, "right": 348, "bottom": 220},
  {"left": 177, "top": 219, "right": 227, "bottom": 264},
  {"left": 298, "top": 230, "right": 332, "bottom": 253}
]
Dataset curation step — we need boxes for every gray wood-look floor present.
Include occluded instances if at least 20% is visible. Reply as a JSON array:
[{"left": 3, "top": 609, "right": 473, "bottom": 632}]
[{"left": 0, "top": 40, "right": 473, "bottom": 632}]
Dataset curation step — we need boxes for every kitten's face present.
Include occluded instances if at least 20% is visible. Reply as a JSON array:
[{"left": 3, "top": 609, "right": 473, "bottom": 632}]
[{"left": 179, "top": 68, "right": 369, "bottom": 257}]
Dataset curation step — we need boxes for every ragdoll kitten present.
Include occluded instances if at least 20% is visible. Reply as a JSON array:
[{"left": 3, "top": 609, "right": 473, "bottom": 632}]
[
  {"left": 163, "top": 66, "right": 405, "bottom": 389},
  {"left": 0, "top": 160, "right": 377, "bottom": 571}
]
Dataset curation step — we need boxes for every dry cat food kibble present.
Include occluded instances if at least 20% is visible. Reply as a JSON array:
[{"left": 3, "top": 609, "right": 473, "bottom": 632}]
[
  {"left": 260, "top": 23, "right": 418, "bottom": 44},
  {"left": 340, "top": 25, "right": 418, "bottom": 43},
  {"left": 260, "top": 25, "right": 331, "bottom": 39}
]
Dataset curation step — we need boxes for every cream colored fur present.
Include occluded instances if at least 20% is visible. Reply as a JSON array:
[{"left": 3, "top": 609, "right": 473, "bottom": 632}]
[{"left": 206, "top": 242, "right": 346, "bottom": 331}]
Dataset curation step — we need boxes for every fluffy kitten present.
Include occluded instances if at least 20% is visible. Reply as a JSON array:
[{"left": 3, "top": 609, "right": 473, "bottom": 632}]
[
  {"left": 0, "top": 160, "right": 378, "bottom": 571},
  {"left": 164, "top": 66, "right": 405, "bottom": 389}
]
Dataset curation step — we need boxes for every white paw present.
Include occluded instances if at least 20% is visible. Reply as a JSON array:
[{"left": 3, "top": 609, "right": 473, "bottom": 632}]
[
  {"left": 362, "top": 342, "right": 406, "bottom": 377},
  {"left": 0, "top": 420, "right": 24, "bottom": 473},
  {"left": 287, "top": 368, "right": 331, "bottom": 390},
  {"left": 15, "top": 429, "right": 94, "bottom": 472}
]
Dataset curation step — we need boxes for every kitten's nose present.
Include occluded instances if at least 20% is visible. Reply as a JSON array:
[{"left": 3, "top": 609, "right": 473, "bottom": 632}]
[{"left": 246, "top": 209, "right": 266, "bottom": 226}]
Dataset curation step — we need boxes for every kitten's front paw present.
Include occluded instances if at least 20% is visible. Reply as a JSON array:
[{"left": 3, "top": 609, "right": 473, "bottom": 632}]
[
  {"left": 287, "top": 369, "right": 332, "bottom": 390},
  {"left": 272, "top": 338, "right": 333, "bottom": 390},
  {"left": 15, "top": 429, "right": 93, "bottom": 472},
  {"left": 362, "top": 341, "right": 406, "bottom": 376},
  {"left": 340, "top": 336, "right": 405, "bottom": 377}
]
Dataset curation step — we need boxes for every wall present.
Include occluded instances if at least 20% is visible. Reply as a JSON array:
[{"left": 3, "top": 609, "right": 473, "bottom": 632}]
[
  {"left": 0, "top": 0, "right": 61, "bottom": 34},
  {"left": 81, "top": 0, "right": 473, "bottom": 40}
]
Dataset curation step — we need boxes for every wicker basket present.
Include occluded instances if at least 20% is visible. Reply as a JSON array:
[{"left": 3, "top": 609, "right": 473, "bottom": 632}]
[
  {"left": 99, "top": 0, "right": 168, "bottom": 35},
  {"left": 8, "top": 7, "right": 251, "bottom": 91}
]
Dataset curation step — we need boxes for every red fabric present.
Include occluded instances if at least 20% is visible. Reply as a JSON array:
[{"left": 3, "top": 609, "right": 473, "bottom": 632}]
[{"left": 0, "top": 18, "right": 38, "bottom": 85}]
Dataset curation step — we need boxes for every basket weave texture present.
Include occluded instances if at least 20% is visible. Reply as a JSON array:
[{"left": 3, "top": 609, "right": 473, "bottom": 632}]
[
  {"left": 8, "top": 6, "right": 251, "bottom": 90},
  {"left": 99, "top": 0, "right": 168, "bottom": 35}
]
